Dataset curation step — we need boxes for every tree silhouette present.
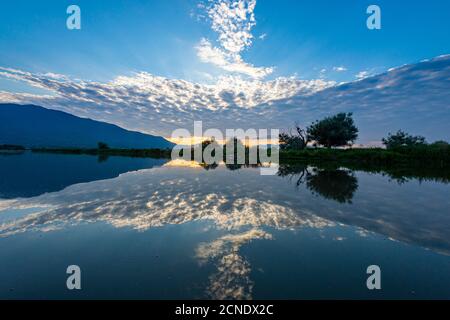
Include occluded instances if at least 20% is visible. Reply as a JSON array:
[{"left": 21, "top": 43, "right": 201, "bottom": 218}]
[
  {"left": 307, "top": 113, "right": 358, "bottom": 148},
  {"left": 382, "top": 130, "right": 426, "bottom": 149}
]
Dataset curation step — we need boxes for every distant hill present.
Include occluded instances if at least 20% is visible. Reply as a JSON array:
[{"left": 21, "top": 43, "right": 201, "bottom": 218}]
[{"left": 0, "top": 103, "right": 175, "bottom": 149}]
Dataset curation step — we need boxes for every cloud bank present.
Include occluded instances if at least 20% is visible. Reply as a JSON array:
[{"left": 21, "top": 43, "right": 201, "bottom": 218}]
[
  {"left": 0, "top": 66, "right": 333, "bottom": 136},
  {"left": 1, "top": 55, "right": 449, "bottom": 143}
]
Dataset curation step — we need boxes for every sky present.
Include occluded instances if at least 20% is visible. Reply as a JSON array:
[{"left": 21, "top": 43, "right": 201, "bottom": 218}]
[{"left": 0, "top": 0, "right": 449, "bottom": 144}]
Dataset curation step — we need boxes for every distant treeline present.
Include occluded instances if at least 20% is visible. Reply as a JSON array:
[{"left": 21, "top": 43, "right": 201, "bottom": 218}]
[
  {"left": 29, "top": 141, "right": 450, "bottom": 169},
  {"left": 31, "top": 147, "right": 172, "bottom": 159},
  {"left": 0, "top": 144, "right": 26, "bottom": 150},
  {"left": 280, "top": 145, "right": 450, "bottom": 168}
]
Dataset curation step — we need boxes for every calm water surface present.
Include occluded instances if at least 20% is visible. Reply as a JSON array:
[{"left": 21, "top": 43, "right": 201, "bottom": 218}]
[{"left": 0, "top": 152, "right": 449, "bottom": 299}]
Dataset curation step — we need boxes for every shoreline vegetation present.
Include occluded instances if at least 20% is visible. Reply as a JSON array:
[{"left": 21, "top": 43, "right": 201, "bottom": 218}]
[
  {"left": 1, "top": 114, "right": 449, "bottom": 180},
  {"left": 279, "top": 145, "right": 450, "bottom": 167},
  {"left": 18, "top": 145, "right": 450, "bottom": 184},
  {"left": 2, "top": 140, "right": 449, "bottom": 169},
  {"left": 27, "top": 144, "right": 450, "bottom": 167},
  {"left": 1, "top": 144, "right": 448, "bottom": 183}
]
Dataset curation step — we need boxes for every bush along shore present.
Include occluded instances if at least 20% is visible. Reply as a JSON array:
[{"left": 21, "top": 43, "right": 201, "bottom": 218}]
[{"left": 279, "top": 145, "right": 450, "bottom": 168}]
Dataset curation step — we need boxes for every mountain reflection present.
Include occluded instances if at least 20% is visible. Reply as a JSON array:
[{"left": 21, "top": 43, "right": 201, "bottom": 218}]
[{"left": 0, "top": 152, "right": 167, "bottom": 199}]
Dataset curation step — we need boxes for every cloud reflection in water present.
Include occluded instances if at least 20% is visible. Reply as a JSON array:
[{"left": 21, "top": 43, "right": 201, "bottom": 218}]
[{"left": 0, "top": 162, "right": 449, "bottom": 298}]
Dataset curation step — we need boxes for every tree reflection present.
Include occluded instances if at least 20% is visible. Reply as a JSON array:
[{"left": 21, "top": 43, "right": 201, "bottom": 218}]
[
  {"left": 306, "top": 168, "right": 358, "bottom": 203},
  {"left": 278, "top": 164, "right": 358, "bottom": 203}
]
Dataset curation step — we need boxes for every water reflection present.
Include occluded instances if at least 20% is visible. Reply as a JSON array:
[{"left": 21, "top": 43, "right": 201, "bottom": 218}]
[
  {"left": 1, "top": 161, "right": 449, "bottom": 253},
  {"left": 277, "top": 164, "right": 358, "bottom": 203},
  {"left": 0, "top": 152, "right": 167, "bottom": 199},
  {"left": 0, "top": 162, "right": 335, "bottom": 299},
  {"left": 0, "top": 157, "right": 449, "bottom": 299},
  {"left": 306, "top": 169, "right": 358, "bottom": 203},
  {"left": 196, "top": 229, "right": 272, "bottom": 299}
]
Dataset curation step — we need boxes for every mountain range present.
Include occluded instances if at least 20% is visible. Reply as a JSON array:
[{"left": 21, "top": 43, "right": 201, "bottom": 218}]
[{"left": 0, "top": 103, "right": 174, "bottom": 149}]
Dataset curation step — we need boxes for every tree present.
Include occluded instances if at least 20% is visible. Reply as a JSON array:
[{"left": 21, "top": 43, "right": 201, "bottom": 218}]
[
  {"left": 279, "top": 122, "right": 308, "bottom": 150},
  {"left": 307, "top": 113, "right": 358, "bottom": 148},
  {"left": 382, "top": 130, "right": 426, "bottom": 149},
  {"left": 430, "top": 140, "right": 449, "bottom": 148},
  {"left": 97, "top": 142, "right": 109, "bottom": 150}
]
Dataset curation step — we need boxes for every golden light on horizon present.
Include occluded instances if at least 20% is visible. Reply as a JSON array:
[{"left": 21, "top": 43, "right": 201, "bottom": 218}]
[
  {"left": 167, "top": 136, "right": 280, "bottom": 147},
  {"left": 163, "top": 159, "right": 203, "bottom": 168}
]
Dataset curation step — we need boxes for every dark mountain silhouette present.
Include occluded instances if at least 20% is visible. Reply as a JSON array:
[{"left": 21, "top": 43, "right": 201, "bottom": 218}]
[{"left": 0, "top": 103, "right": 175, "bottom": 149}]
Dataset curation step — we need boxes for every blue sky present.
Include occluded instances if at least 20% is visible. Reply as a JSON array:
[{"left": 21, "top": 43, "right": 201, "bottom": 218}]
[
  {"left": 1, "top": 0, "right": 449, "bottom": 83},
  {"left": 0, "top": 0, "right": 449, "bottom": 143}
]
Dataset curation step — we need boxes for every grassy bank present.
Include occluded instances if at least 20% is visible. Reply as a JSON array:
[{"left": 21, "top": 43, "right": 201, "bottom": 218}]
[{"left": 280, "top": 145, "right": 450, "bottom": 167}]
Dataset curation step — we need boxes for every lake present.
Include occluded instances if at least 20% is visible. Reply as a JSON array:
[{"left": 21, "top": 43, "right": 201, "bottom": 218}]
[{"left": 0, "top": 152, "right": 449, "bottom": 299}]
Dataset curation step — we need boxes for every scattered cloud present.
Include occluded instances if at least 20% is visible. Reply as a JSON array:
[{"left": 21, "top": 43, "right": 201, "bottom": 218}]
[
  {"left": 355, "top": 66, "right": 389, "bottom": 80},
  {"left": 196, "top": 229, "right": 272, "bottom": 299},
  {"left": 196, "top": 38, "right": 273, "bottom": 79},
  {"left": 319, "top": 68, "right": 327, "bottom": 79},
  {"left": 0, "top": 166, "right": 335, "bottom": 237},
  {"left": 0, "top": 65, "right": 334, "bottom": 136},
  {"left": 208, "top": 0, "right": 256, "bottom": 54},
  {"left": 196, "top": 0, "right": 272, "bottom": 79},
  {"left": 355, "top": 70, "right": 370, "bottom": 80},
  {"left": 333, "top": 66, "right": 347, "bottom": 72},
  {"left": 1, "top": 55, "right": 450, "bottom": 144}
]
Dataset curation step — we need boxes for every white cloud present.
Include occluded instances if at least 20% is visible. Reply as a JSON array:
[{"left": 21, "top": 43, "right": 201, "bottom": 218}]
[
  {"left": 1, "top": 55, "right": 449, "bottom": 143},
  {"left": 333, "top": 66, "right": 347, "bottom": 72},
  {"left": 319, "top": 68, "right": 327, "bottom": 79},
  {"left": 196, "top": 38, "right": 272, "bottom": 79},
  {"left": 197, "top": 0, "right": 272, "bottom": 79},
  {"left": 208, "top": 0, "right": 256, "bottom": 54},
  {"left": 0, "top": 66, "right": 334, "bottom": 135},
  {"left": 258, "top": 33, "right": 267, "bottom": 40},
  {"left": 355, "top": 70, "right": 370, "bottom": 80}
]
